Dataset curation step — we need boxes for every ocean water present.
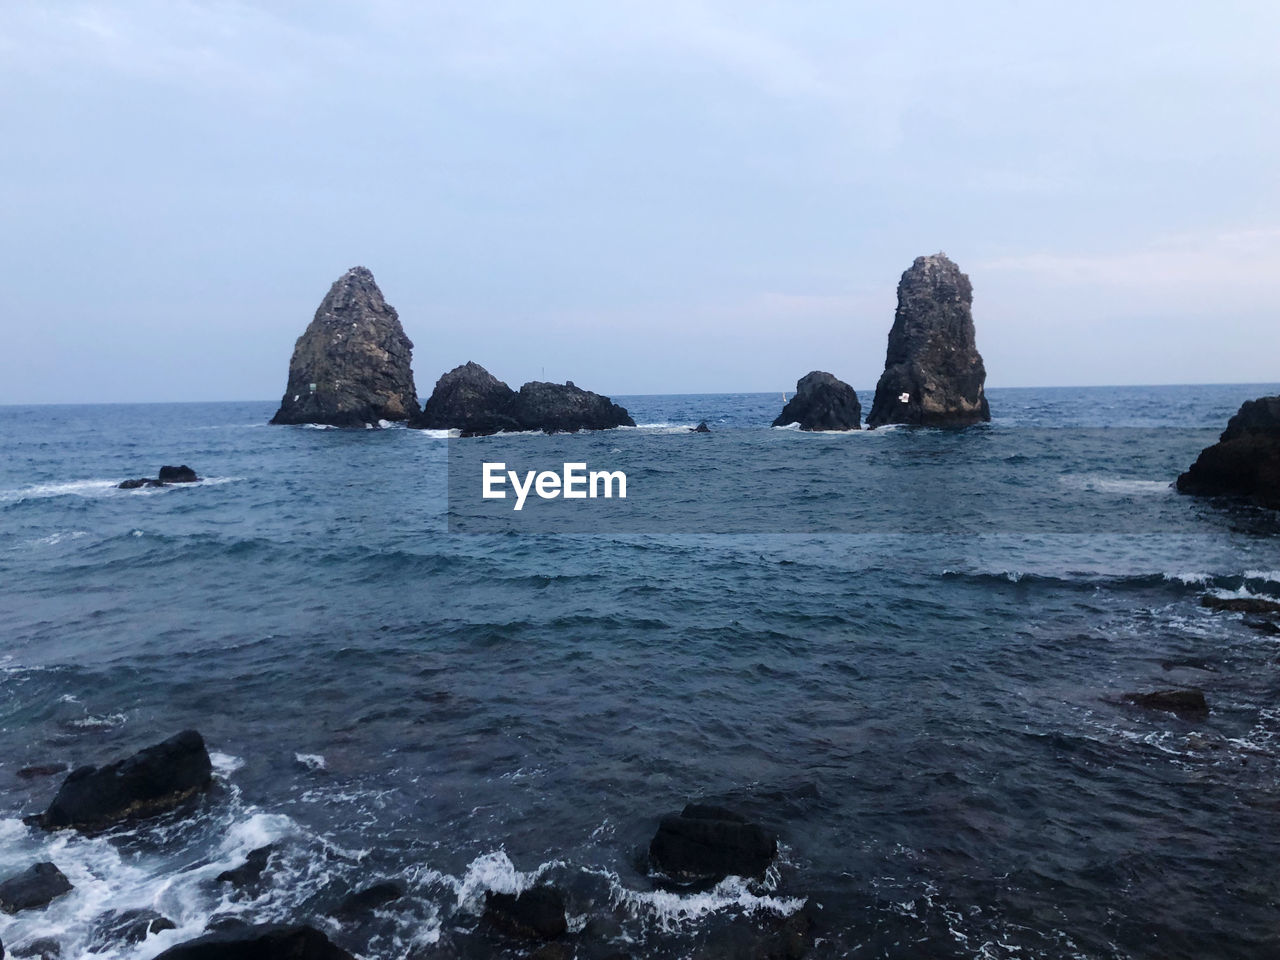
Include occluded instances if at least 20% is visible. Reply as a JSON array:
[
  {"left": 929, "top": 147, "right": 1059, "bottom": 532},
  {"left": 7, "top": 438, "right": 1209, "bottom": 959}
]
[{"left": 2, "top": 383, "right": 1279, "bottom": 960}]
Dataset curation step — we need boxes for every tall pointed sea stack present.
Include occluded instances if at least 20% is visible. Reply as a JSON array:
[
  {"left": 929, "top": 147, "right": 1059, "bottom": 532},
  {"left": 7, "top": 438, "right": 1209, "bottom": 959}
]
[
  {"left": 270, "top": 267, "right": 418, "bottom": 427},
  {"left": 866, "top": 253, "right": 990, "bottom": 428}
]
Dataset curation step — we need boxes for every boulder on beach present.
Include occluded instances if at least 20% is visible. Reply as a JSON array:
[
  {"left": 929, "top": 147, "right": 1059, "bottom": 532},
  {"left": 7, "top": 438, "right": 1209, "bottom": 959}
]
[
  {"left": 36, "top": 730, "right": 212, "bottom": 832},
  {"left": 1122, "top": 689, "right": 1208, "bottom": 719},
  {"left": 866, "top": 253, "right": 990, "bottom": 428},
  {"left": 0, "top": 863, "right": 72, "bottom": 914},
  {"left": 152, "top": 924, "right": 353, "bottom": 960},
  {"left": 1176, "top": 396, "right": 1280, "bottom": 509},
  {"left": 483, "top": 886, "right": 568, "bottom": 941},
  {"left": 649, "top": 804, "right": 777, "bottom": 885},
  {"left": 119, "top": 465, "right": 200, "bottom": 489},
  {"left": 270, "top": 267, "right": 418, "bottom": 428},
  {"left": 773, "top": 371, "right": 861, "bottom": 431}
]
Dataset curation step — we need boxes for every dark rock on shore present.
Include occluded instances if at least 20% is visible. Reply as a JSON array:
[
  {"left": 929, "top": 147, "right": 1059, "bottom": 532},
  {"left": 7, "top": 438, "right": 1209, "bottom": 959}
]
[
  {"left": 1177, "top": 396, "right": 1280, "bottom": 508},
  {"left": 0, "top": 863, "right": 73, "bottom": 914},
  {"left": 692, "top": 421, "right": 711, "bottom": 433},
  {"left": 1123, "top": 689, "right": 1208, "bottom": 719},
  {"left": 215, "top": 844, "right": 276, "bottom": 887},
  {"left": 866, "top": 253, "right": 990, "bottom": 428},
  {"left": 772, "top": 372, "right": 861, "bottom": 431},
  {"left": 119, "top": 465, "right": 200, "bottom": 489},
  {"left": 331, "top": 880, "right": 405, "bottom": 918},
  {"left": 649, "top": 804, "right": 777, "bottom": 884},
  {"left": 483, "top": 886, "right": 568, "bottom": 941},
  {"left": 88, "top": 909, "right": 177, "bottom": 948},
  {"left": 37, "top": 730, "right": 212, "bottom": 831},
  {"left": 1201, "top": 595, "right": 1280, "bottom": 615},
  {"left": 409, "top": 362, "right": 634, "bottom": 435},
  {"left": 270, "top": 267, "right": 418, "bottom": 428},
  {"left": 153, "top": 924, "right": 353, "bottom": 960}
]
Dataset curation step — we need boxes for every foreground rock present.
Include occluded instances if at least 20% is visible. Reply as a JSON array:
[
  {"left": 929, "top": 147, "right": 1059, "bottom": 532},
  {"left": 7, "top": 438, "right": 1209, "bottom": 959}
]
[
  {"left": 773, "top": 372, "right": 861, "bottom": 431},
  {"left": 866, "top": 253, "right": 991, "bottom": 428},
  {"left": 36, "top": 730, "right": 212, "bottom": 831},
  {"left": 483, "top": 886, "right": 568, "bottom": 941},
  {"left": 410, "top": 362, "right": 634, "bottom": 435},
  {"left": 270, "top": 267, "right": 418, "bottom": 428},
  {"left": 1177, "top": 397, "right": 1280, "bottom": 509},
  {"left": 1123, "top": 689, "right": 1208, "bottom": 719},
  {"left": 649, "top": 804, "right": 777, "bottom": 885},
  {"left": 1201, "top": 595, "right": 1280, "bottom": 615},
  {"left": 153, "top": 924, "right": 352, "bottom": 960},
  {"left": 0, "top": 863, "right": 72, "bottom": 914},
  {"left": 119, "top": 465, "right": 200, "bottom": 489}
]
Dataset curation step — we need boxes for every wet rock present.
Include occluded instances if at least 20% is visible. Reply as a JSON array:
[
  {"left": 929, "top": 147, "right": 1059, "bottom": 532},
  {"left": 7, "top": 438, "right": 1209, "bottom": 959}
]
[
  {"left": 88, "top": 909, "right": 177, "bottom": 949},
  {"left": 153, "top": 925, "right": 352, "bottom": 960},
  {"left": 37, "top": 730, "right": 213, "bottom": 831},
  {"left": 1200, "top": 595, "right": 1280, "bottom": 616},
  {"left": 772, "top": 371, "right": 861, "bottom": 431},
  {"left": 1122, "top": 689, "right": 1209, "bottom": 719},
  {"left": 1244, "top": 618, "right": 1280, "bottom": 635},
  {"left": 331, "top": 879, "right": 405, "bottom": 918},
  {"left": 506, "top": 381, "right": 635, "bottom": 434},
  {"left": 649, "top": 804, "right": 777, "bottom": 884},
  {"left": 215, "top": 845, "right": 276, "bottom": 887},
  {"left": 529, "top": 945, "right": 573, "bottom": 960},
  {"left": 1177, "top": 396, "right": 1280, "bottom": 509},
  {"left": 692, "top": 420, "right": 712, "bottom": 433},
  {"left": 483, "top": 886, "right": 568, "bottom": 941},
  {"left": 119, "top": 466, "right": 201, "bottom": 489},
  {"left": 11, "top": 939, "right": 60, "bottom": 960},
  {"left": 0, "top": 862, "right": 73, "bottom": 914},
  {"left": 866, "top": 253, "right": 990, "bottom": 428},
  {"left": 270, "top": 266, "right": 418, "bottom": 428},
  {"left": 15, "top": 764, "right": 67, "bottom": 780}
]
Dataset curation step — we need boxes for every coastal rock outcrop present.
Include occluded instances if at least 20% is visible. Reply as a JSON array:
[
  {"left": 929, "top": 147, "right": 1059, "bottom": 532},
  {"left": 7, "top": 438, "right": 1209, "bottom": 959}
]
[
  {"left": 36, "top": 730, "right": 212, "bottom": 831},
  {"left": 0, "top": 863, "right": 72, "bottom": 914},
  {"left": 152, "top": 924, "right": 353, "bottom": 960},
  {"left": 409, "top": 362, "right": 634, "bottom": 435},
  {"left": 119, "top": 465, "right": 199, "bottom": 489},
  {"left": 270, "top": 267, "right": 418, "bottom": 428},
  {"left": 772, "top": 372, "right": 861, "bottom": 430},
  {"left": 648, "top": 804, "right": 777, "bottom": 885},
  {"left": 866, "top": 253, "right": 990, "bottom": 428},
  {"left": 1176, "top": 396, "right": 1280, "bottom": 509}
]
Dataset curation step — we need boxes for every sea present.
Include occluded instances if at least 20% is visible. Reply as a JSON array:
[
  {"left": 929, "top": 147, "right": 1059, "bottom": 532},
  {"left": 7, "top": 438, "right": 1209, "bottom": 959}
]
[{"left": 1, "top": 383, "right": 1279, "bottom": 960}]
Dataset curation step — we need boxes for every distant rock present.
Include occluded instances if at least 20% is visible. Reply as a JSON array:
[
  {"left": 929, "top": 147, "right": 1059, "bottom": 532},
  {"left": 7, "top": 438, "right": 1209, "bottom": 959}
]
[
  {"left": 649, "top": 804, "right": 777, "bottom": 885},
  {"left": 0, "top": 863, "right": 73, "bottom": 914},
  {"left": 692, "top": 421, "right": 711, "bottom": 433},
  {"left": 1176, "top": 396, "right": 1280, "bottom": 509},
  {"left": 1122, "top": 689, "right": 1208, "bottom": 719},
  {"left": 866, "top": 253, "right": 991, "bottom": 428},
  {"left": 16, "top": 764, "right": 67, "bottom": 780},
  {"left": 409, "top": 362, "right": 634, "bottom": 435},
  {"left": 119, "top": 465, "right": 200, "bottom": 489},
  {"left": 772, "top": 372, "right": 861, "bottom": 431},
  {"left": 270, "top": 267, "right": 418, "bottom": 428},
  {"left": 1201, "top": 595, "right": 1280, "bottom": 615},
  {"left": 36, "top": 730, "right": 212, "bottom": 832},
  {"left": 483, "top": 886, "right": 568, "bottom": 941},
  {"left": 152, "top": 924, "right": 353, "bottom": 960}
]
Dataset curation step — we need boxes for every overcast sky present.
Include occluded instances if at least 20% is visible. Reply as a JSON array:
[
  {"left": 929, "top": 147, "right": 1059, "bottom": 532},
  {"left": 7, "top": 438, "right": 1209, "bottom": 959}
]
[{"left": 2, "top": 1, "right": 1278, "bottom": 403}]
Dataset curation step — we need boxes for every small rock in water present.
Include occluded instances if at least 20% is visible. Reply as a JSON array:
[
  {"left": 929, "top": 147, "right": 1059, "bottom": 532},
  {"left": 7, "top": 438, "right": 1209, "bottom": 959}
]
[
  {"left": 772, "top": 372, "right": 861, "bottom": 431},
  {"left": 118, "top": 465, "right": 200, "bottom": 489},
  {"left": 692, "top": 420, "right": 712, "bottom": 433},
  {"left": 1200, "top": 595, "right": 1280, "bottom": 616},
  {"left": 88, "top": 909, "right": 177, "bottom": 948},
  {"left": 331, "top": 879, "right": 406, "bottom": 918},
  {"left": 152, "top": 924, "right": 353, "bottom": 960},
  {"left": 11, "top": 938, "right": 61, "bottom": 960},
  {"left": 15, "top": 764, "right": 67, "bottom": 780},
  {"left": 1244, "top": 618, "right": 1280, "bottom": 635},
  {"left": 1122, "top": 689, "right": 1209, "bottom": 719},
  {"left": 0, "top": 862, "right": 73, "bottom": 914},
  {"left": 649, "top": 803, "right": 778, "bottom": 884},
  {"left": 215, "top": 844, "right": 276, "bottom": 887},
  {"left": 483, "top": 886, "right": 568, "bottom": 941}
]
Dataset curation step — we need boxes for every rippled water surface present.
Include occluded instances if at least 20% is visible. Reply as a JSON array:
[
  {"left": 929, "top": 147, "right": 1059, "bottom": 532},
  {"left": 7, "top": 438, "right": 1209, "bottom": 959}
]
[{"left": 2, "top": 384, "right": 1280, "bottom": 959}]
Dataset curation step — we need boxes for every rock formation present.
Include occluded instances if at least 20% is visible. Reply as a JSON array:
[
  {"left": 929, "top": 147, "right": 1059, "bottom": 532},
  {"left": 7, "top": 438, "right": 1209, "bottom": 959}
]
[
  {"left": 648, "top": 804, "right": 777, "bottom": 885},
  {"left": 772, "top": 371, "right": 861, "bottom": 430},
  {"left": 1176, "top": 396, "right": 1280, "bottom": 509},
  {"left": 866, "top": 253, "right": 990, "bottom": 428},
  {"left": 119, "top": 465, "right": 199, "bottom": 489},
  {"left": 409, "top": 362, "right": 634, "bottom": 435},
  {"left": 483, "top": 886, "right": 568, "bottom": 941},
  {"left": 270, "top": 267, "right": 418, "bottom": 428},
  {"left": 152, "top": 924, "right": 353, "bottom": 960},
  {"left": 0, "top": 863, "right": 73, "bottom": 914},
  {"left": 692, "top": 421, "right": 711, "bottom": 433}
]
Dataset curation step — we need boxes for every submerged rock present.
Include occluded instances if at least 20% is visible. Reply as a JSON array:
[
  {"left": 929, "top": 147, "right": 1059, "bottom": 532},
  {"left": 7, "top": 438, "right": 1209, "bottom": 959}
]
[
  {"left": 88, "top": 909, "right": 177, "bottom": 949},
  {"left": 1122, "top": 689, "right": 1208, "bottom": 719},
  {"left": 692, "top": 421, "right": 712, "bottom": 433},
  {"left": 270, "top": 267, "right": 418, "bottom": 428},
  {"left": 331, "top": 880, "right": 406, "bottom": 918},
  {"left": 119, "top": 465, "right": 200, "bottom": 489},
  {"left": 1177, "top": 397, "right": 1280, "bottom": 509},
  {"left": 1201, "top": 595, "right": 1280, "bottom": 616},
  {"left": 37, "top": 730, "right": 212, "bottom": 832},
  {"left": 215, "top": 844, "right": 276, "bottom": 888},
  {"left": 16, "top": 764, "right": 67, "bottom": 780},
  {"left": 649, "top": 804, "right": 777, "bottom": 885},
  {"left": 152, "top": 924, "right": 353, "bottom": 960},
  {"left": 866, "top": 253, "right": 990, "bottom": 428},
  {"left": 772, "top": 372, "right": 861, "bottom": 431},
  {"left": 483, "top": 886, "right": 568, "bottom": 941},
  {"left": 0, "top": 863, "right": 73, "bottom": 914}
]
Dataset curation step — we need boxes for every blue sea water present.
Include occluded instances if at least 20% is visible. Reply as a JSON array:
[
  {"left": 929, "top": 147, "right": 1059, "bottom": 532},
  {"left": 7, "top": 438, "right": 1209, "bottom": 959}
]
[{"left": 2, "top": 383, "right": 1280, "bottom": 959}]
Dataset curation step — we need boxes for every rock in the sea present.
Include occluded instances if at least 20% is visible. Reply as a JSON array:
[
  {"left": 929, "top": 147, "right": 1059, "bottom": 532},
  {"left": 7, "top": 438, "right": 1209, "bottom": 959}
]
[
  {"left": 152, "top": 924, "right": 353, "bottom": 960},
  {"left": 331, "top": 880, "right": 406, "bottom": 918},
  {"left": 0, "top": 863, "right": 73, "bottom": 914},
  {"left": 88, "top": 909, "right": 177, "bottom": 949},
  {"left": 866, "top": 253, "right": 991, "bottom": 428},
  {"left": 270, "top": 267, "right": 418, "bottom": 428},
  {"left": 1201, "top": 595, "right": 1280, "bottom": 616},
  {"left": 37, "top": 730, "right": 212, "bottom": 831},
  {"left": 692, "top": 421, "right": 711, "bottom": 433},
  {"left": 409, "top": 362, "right": 634, "bottom": 435},
  {"left": 1122, "top": 689, "right": 1208, "bottom": 719},
  {"left": 483, "top": 886, "right": 568, "bottom": 941},
  {"left": 119, "top": 465, "right": 201, "bottom": 489},
  {"left": 215, "top": 844, "right": 276, "bottom": 888},
  {"left": 1176, "top": 397, "right": 1280, "bottom": 509},
  {"left": 772, "top": 372, "right": 861, "bottom": 431},
  {"left": 10, "top": 939, "right": 60, "bottom": 960},
  {"left": 16, "top": 764, "right": 67, "bottom": 780},
  {"left": 649, "top": 804, "right": 777, "bottom": 884}
]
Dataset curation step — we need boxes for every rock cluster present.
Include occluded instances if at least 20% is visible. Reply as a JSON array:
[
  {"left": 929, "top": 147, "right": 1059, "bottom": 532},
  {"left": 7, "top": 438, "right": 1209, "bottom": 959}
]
[
  {"left": 119, "top": 465, "right": 199, "bottom": 489},
  {"left": 1122, "top": 689, "right": 1208, "bottom": 719},
  {"left": 773, "top": 371, "right": 861, "bottom": 431},
  {"left": 1176, "top": 396, "right": 1280, "bottom": 509},
  {"left": 0, "top": 863, "right": 72, "bottom": 914},
  {"left": 866, "top": 253, "right": 990, "bottom": 428},
  {"left": 270, "top": 267, "right": 418, "bottom": 428},
  {"left": 409, "top": 362, "right": 634, "bottom": 435}
]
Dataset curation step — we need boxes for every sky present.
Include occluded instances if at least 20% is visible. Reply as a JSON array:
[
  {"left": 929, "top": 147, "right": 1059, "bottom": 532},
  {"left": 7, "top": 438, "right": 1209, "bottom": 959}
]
[{"left": 1, "top": 1, "right": 1278, "bottom": 403}]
